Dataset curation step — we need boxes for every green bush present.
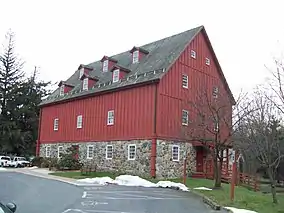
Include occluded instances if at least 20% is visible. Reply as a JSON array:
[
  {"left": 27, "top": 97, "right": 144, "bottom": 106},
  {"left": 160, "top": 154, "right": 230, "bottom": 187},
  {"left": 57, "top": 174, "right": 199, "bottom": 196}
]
[
  {"left": 57, "top": 147, "right": 82, "bottom": 170},
  {"left": 31, "top": 156, "right": 44, "bottom": 167}
]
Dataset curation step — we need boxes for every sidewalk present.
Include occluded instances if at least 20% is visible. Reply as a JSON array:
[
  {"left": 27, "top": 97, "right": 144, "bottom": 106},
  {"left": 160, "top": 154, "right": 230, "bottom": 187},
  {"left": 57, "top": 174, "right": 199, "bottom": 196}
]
[{"left": 14, "top": 168, "right": 98, "bottom": 186}]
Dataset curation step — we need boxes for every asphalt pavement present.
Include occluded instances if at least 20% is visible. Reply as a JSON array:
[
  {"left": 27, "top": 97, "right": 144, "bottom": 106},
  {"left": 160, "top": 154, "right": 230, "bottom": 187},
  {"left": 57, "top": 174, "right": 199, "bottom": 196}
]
[{"left": 0, "top": 171, "right": 227, "bottom": 213}]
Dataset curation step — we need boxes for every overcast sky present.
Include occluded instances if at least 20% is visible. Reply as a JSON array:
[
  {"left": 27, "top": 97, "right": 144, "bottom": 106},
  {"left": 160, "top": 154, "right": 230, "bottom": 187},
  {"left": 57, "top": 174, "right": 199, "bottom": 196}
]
[{"left": 0, "top": 0, "right": 283, "bottom": 96}]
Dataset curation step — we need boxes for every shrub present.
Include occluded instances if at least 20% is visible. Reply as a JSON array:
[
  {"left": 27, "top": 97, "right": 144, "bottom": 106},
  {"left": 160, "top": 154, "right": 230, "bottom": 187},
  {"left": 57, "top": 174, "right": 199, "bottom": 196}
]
[
  {"left": 57, "top": 147, "right": 82, "bottom": 170},
  {"left": 31, "top": 156, "right": 44, "bottom": 167}
]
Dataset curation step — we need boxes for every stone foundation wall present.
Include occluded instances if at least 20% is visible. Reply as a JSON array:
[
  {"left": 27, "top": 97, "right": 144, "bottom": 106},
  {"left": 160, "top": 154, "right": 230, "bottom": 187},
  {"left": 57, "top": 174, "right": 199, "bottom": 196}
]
[
  {"left": 40, "top": 139, "right": 196, "bottom": 179},
  {"left": 155, "top": 140, "right": 196, "bottom": 179}
]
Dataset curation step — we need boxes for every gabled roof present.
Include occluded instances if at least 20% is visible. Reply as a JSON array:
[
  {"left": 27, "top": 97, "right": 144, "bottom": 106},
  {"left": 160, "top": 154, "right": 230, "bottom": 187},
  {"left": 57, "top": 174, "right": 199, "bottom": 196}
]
[{"left": 40, "top": 25, "right": 234, "bottom": 106}]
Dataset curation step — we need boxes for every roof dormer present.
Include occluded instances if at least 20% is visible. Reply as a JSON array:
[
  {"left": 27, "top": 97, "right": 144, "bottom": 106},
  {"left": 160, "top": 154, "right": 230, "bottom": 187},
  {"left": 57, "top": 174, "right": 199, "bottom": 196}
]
[
  {"left": 78, "top": 64, "right": 93, "bottom": 79},
  {"left": 100, "top": 56, "right": 118, "bottom": 72},
  {"left": 130, "top": 46, "right": 149, "bottom": 64},
  {"left": 110, "top": 65, "right": 130, "bottom": 83},
  {"left": 80, "top": 73, "right": 99, "bottom": 90},
  {"left": 58, "top": 81, "right": 74, "bottom": 96}
]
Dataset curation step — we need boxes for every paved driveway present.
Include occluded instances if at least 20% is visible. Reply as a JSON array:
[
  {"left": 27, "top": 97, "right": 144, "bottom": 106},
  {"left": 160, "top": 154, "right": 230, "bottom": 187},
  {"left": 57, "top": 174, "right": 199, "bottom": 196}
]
[{"left": 0, "top": 171, "right": 226, "bottom": 213}]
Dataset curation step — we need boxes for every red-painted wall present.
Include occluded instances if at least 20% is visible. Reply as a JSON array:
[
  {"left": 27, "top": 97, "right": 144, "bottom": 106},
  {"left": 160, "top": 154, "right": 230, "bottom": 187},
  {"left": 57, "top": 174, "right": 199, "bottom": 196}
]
[
  {"left": 39, "top": 84, "right": 156, "bottom": 143},
  {"left": 156, "top": 30, "right": 232, "bottom": 140}
]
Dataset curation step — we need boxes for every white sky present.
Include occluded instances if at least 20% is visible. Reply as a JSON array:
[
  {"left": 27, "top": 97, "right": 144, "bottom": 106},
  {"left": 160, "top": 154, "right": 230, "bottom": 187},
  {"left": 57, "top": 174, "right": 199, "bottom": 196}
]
[{"left": 0, "top": 0, "right": 283, "bottom": 96}]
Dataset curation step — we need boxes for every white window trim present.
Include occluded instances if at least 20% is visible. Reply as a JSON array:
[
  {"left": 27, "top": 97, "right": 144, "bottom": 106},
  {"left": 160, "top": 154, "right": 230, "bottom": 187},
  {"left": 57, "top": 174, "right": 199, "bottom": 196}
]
[
  {"left": 54, "top": 118, "right": 59, "bottom": 131},
  {"left": 191, "top": 50, "right": 196, "bottom": 59},
  {"left": 182, "top": 110, "right": 189, "bottom": 126},
  {"left": 172, "top": 145, "right": 180, "bottom": 162},
  {"left": 107, "top": 110, "right": 114, "bottom": 125},
  {"left": 79, "top": 68, "right": 84, "bottom": 79},
  {"left": 57, "top": 146, "right": 63, "bottom": 158},
  {"left": 87, "top": 145, "right": 94, "bottom": 159},
  {"left": 128, "top": 144, "right": 136, "bottom": 160},
  {"left": 205, "top": 57, "right": 210, "bottom": 65},
  {"left": 105, "top": 145, "right": 113, "bottom": 160},
  {"left": 112, "top": 69, "right": 120, "bottom": 83},
  {"left": 77, "top": 115, "right": 83, "bottom": 129},
  {"left": 59, "top": 85, "right": 64, "bottom": 96},
  {"left": 182, "top": 74, "right": 188, "bottom": 88},
  {"left": 102, "top": 60, "right": 108, "bottom": 72},
  {"left": 46, "top": 146, "right": 51, "bottom": 157},
  {"left": 83, "top": 78, "right": 88, "bottom": 90},
  {"left": 132, "top": 50, "right": 139, "bottom": 63}
]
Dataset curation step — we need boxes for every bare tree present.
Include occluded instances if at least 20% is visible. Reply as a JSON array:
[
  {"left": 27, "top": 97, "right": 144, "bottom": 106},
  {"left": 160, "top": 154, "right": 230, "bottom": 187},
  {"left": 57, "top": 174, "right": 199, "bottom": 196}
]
[
  {"left": 182, "top": 87, "right": 250, "bottom": 188},
  {"left": 236, "top": 90, "right": 284, "bottom": 204}
]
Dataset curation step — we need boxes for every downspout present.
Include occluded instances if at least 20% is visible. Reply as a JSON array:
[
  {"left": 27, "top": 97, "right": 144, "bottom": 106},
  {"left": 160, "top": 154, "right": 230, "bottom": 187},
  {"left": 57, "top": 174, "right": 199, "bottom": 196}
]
[
  {"left": 151, "top": 82, "right": 158, "bottom": 178},
  {"left": 36, "top": 108, "right": 42, "bottom": 157}
]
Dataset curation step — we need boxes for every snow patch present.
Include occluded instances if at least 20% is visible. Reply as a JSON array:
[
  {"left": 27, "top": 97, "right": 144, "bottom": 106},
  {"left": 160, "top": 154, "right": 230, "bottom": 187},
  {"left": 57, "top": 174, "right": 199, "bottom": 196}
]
[
  {"left": 194, "top": 186, "right": 212, "bottom": 191},
  {"left": 28, "top": 166, "right": 38, "bottom": 169},
  {"left": 224, "top": 207, "right": 258, "bottom": 213},
  {"left": 0, "top": 168, "right": 7, "bottom": 171},
  {"left": 76, "top": 175, "right": 189, "bottom": 191}
]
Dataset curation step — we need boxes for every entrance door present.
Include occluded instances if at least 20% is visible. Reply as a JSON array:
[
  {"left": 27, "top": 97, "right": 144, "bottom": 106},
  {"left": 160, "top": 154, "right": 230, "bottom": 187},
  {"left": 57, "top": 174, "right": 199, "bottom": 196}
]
[{"left": 196, "top": 147, "right": 204, "bottom": 172}]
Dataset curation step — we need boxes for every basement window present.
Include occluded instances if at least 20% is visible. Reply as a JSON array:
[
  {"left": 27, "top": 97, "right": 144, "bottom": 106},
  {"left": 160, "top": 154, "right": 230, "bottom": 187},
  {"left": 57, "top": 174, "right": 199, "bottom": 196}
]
[
  {"left": 132, "top": 50, "right": 139, "bottom": 63},
  {"left": 182, "top": 110, "right": 189, "bottom": 126},
  {"left": 77, "top": 115, "right": 83, "bottom": 129},
  {"left": 128, "top": 144, "right": 136, "bottom": 160},
  {"left": 191, "top": 50, "right": 196, "bottom": 59},
  {"left": 106, "top": 145, "right": 113, "bottom": 159},
  {"left": 172, "top": 145, "right": 180, "bottom": 161},
  {"left": 45, "top": 146, "right": 51, "bottom": 157},
  {"left": 57, "top": 146, "right": 63, "bottom": 158},
  {"left": 53, "top": 118, "right": 59, "bottom": 131},
  {"left": 107, "top": 110, "right": 114, "bottom": 125},
  {"left": 87, "top": 145, "right": 94, "bottom": 159},
  {"left": 182, "top": 74, "right": 188, "bottom": 88}
]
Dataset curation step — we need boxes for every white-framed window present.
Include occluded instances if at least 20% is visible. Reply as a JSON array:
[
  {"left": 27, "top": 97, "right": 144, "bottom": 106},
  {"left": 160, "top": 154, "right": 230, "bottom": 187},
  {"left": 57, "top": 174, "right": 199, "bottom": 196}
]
[
  {"left": 106, "top": 145, "right": 113, "bottom": 159},
  {"left": 57, "top": 146, "right": 63, "bottom": 158},
  {"left": 128, "top": 144, "right": 136, "bottom": 160},
  {"left": 79, "top": 67, "right": 84, "bottom": 79},
  {"left": 102, "top": 60, "right": 108, "bottom": 72},
  {"left": 172, "top": 145, "right": 180, "bottom": 161},
  {"left": 54, "top": 118, "right": 59, "bottom": 131},
  {"left": 182, "top": 110, "right": 189, "bottom": 126},
  {"left": 191, "top": 50, "right": 196, "bottom": 59},
  {"left": 77, "top": 115, "right": 83, "bottom": 129},
  {"left": 46, "top": 146, "right": 51, "bottom": 157},
  {"left": 132, "top": 50, "right": 139, "bottom": 63},
  {"left": 83, "top": 78, "right": 88, "bottom": 90},
  {"left": 59, "top": 85, "right": 64, "bottom": 96},
  {"left": 87, "top": 145, "right": 94, "bottom": 159},
  {"left": 107, "top": 110, "right": 114, "bottom": 125},
  {"left": 182, "top": 74, "right": 188, "bottom": 88},
  {"left": 112, "top": 69, "right": 120, "bottom": 83},
  {"left": 213, "top": 86, "right": 219, "bottom": 98},
  {"left": 205, "top": 57, "right": 210, "bottom": 65}
]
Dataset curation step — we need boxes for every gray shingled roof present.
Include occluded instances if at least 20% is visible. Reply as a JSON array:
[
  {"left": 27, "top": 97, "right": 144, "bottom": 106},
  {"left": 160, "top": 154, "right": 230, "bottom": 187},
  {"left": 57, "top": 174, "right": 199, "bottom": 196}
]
[{"left": 40, "top": 25, "right": 203, "bottom": 106}]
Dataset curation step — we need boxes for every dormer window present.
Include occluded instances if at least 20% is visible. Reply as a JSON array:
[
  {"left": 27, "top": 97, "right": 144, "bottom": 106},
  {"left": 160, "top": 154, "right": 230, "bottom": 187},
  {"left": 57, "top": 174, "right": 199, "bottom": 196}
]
[
  {"left": 103, "top": 60, "right": 108, "bottom": 72},
  {"left": 113, "top": 69, "right": 120, "bottom": 83},
  {"left": 132, "top": 50, "right": 139, "bottom": 63},
  {"left": 83, "top": 78, "right": 88, "bottom": 90},
  {"left": 59, "top": 85, "right": 64, "bottom": 96},
  {"left": 79, "top": 67, "right": 84, "bottom": 79}
]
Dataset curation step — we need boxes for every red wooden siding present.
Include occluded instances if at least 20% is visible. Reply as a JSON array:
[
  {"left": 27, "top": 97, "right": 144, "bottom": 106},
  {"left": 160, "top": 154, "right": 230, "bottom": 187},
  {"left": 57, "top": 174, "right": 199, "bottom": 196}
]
[
  {"left": 157, "top": 30, "right": 232, "bottom": 140},
  {"left": 40, "top": 84, "right": 156, "bottom": 143}
]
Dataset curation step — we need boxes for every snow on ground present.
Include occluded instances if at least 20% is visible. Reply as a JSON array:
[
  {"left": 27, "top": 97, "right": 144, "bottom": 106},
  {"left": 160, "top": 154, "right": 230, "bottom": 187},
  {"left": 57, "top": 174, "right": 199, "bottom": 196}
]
[
  {"left": 77, "top": 175, "right": 189, "bottom": 191},
  {"left": 28, "top": 166, "right": 38, "bottom": 169},
  {"left": 224, "top": 207, "right": 257, "bottom": 213},
  {"left": 0, "top": 168, "right": 7, "bottom": 171},
  {"left": 194, "top": 187, "right": 212, "bottom": 191}
]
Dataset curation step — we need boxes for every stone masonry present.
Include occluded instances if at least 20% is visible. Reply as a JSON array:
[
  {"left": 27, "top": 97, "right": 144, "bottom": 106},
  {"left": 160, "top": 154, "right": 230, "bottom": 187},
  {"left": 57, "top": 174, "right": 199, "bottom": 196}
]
[{"left": 40, "top": 139, "right": 196, "bottom": 179}]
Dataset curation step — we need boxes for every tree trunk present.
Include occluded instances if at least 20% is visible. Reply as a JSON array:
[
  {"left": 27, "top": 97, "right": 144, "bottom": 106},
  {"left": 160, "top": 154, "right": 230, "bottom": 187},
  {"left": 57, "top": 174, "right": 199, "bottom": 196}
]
[
  {"left": 268, "top": 167, "right": 278, "bottom": 204},
  {"left": 214, "top": 156, "right": 222, "bottom": 188}
]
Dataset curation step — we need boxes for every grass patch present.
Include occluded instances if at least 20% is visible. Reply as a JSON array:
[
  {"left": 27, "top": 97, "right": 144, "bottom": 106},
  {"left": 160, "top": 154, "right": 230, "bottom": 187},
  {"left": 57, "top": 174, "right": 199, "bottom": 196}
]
[
  {"left": 168, "top": 178, "right": 284, "bottom": 213},
  {"left": 50, "top": 171, "right": 120, "bottom": 179}
]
